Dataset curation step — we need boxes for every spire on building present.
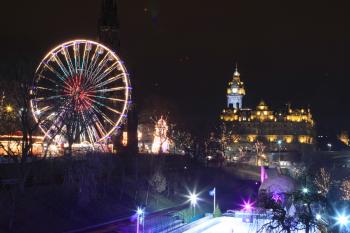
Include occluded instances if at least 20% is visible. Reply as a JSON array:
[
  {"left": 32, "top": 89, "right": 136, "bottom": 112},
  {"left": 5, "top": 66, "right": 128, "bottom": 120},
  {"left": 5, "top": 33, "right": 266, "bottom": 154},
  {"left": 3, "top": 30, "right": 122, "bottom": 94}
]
[
  {"left": 234, "top": 63, "right": 240, "bottom": 77},
  {"left": 98, "top": 0, "right": 120, "bottom": 51}
]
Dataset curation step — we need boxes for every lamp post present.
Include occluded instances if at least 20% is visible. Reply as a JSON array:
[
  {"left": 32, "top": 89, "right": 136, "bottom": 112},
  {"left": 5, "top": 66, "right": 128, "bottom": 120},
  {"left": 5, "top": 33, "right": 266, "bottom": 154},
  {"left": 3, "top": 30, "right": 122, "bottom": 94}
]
[
  {"left": 209, "top": 188, "right": 216, "bottom": 213},
  {"left": 277, "top": 140, "right": 282, "bottom": 165},
  {"left": 136, "top": 207, "right": 144, "bottom": 233},
  {"left": 189, "top": 193, "right": 198, "bottom": 217}
]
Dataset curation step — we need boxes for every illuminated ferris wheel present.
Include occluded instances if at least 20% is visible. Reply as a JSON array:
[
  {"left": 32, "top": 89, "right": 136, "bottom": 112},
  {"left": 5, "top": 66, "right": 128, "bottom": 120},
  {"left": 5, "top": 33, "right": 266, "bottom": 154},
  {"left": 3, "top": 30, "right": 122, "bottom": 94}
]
[{"left": 30, "top": 39, "right": 131, "bottom": 144}]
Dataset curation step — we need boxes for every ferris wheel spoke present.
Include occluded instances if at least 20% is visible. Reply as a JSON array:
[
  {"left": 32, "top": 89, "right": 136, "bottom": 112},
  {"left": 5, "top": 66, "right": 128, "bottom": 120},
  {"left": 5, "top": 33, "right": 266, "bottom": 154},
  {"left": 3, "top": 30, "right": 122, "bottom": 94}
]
[
  {"left": 84, "top": 112, "right": 102, "bottom": 142},
  {"left": 89, "top": 53, "right": 110, "bottom": 83},
  {"left": 86, "top": 46, "right": 101, "bottom": 81},
  {"left": 81, "top": 43, "right": 91, "bottom": 77},
  {"left": 78, "top": 115, "right": 89, "bottom": 137},
  {"left": 86, "top": 97, "right": 122, "bottom": 115},
  {"left": 43, "top": 63, "right": 66, "bottom": 82},
  {"left": 51, "top": 53, "right": 70, "bottom": 78},
  {"left": 84, "top": 119, "right": 99, "bottom": 142},
  {"left": 88, "top": 94, "right": 126, "bottom": 103},
  {"left": 89, "top": 104, "right": 116, "bottom": 127},
  {"left": 92, "top": 61, "right": 119, "bottom": 85},
  {"left": 73, "top": 42, "right": 81, "bottom": 75},
  {"left": 84, "top": 122, "right": 95, "bottom": 143},
  {"left": 92, "top": 74, "right": 124, "bottom": 90},
  {"left": 91, "top": 126, "right": 101, "bottom": 141},
  {"left": 93, "top": 86, "right": 127, "bottom": 93},
  {"left": 37, "top": 74, "right": 63, "bottom": 86},
  {"left": 34, "top": 105, "right": 52, "bottom": 115},
  {"left": 33, "top": 95, "right": 64, "bottom": 102},
  {"left": 42, "top": 109, "right": 68, "bottom": 139},
  {"left": 86, "top": 126, "right": 95, "bottom": 144},
  {"left": 62, "top": 46, "right": 75, "bottom": 77},
  {"left": 93, "top": 117, "right": 108, "bottom": 137},
  {"left": 36, "top": 86, "right": 60, "bottom": 93}
]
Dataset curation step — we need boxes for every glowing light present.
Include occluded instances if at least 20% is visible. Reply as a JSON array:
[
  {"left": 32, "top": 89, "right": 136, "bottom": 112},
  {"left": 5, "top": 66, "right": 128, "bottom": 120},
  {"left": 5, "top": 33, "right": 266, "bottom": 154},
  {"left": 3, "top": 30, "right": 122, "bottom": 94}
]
[
  {"left": 5, "top": 105, "right": 13, "bottom": 112},
  {"left": 136, "top": 207, "right": 144, "bottom": 233},
  {"left": 316, "top": 213, "right": 322, "bottom": 220},
  {"left": 241, "top": 200, "right": 254, "bottom": 212},
  {"left": 272, "top": 193, "right": 282, "bottom": 202},
  {"left": 122, "top": 131, "right": 128, "bottom": 146},
  {"left": 302, "top": 187, "right": 309, "bottom": 194},
  {"left": 136, "top": 207, "right": 144, "bottom": 216},
  {"left": 189, "top": 192, "right": 198, "bottom": 207},
  {"left": 151, "top": 117, "right": 169, "bottom": 153},
  {"left": 336, "top": 214, "right": 349, "bottom": 226}
]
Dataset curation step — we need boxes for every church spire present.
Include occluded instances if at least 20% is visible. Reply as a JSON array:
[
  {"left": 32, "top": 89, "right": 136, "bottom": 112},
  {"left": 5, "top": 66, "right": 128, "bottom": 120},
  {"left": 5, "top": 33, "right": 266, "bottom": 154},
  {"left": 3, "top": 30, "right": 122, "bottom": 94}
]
[{"left": 98, "top": 0, "right": 120, "bottom": 51}]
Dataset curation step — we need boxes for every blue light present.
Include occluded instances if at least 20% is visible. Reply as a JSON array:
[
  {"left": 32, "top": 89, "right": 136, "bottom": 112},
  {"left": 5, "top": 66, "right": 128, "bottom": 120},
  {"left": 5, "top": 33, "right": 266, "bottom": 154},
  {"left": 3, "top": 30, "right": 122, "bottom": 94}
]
[
  {"left": 316, "top": 213, "right": 321, "bottom": 220},
  {"left": 302, "top": 187, "right": 309, "bottom": 194},
  {"left": 136, "top": 207, "right": 144, "bottom": 216},
  {"left": 336, "top": 214, "right": 349, "bottom": 226},
  {"left": 189, "top": 193, "right": 198, "bottom": 206}
]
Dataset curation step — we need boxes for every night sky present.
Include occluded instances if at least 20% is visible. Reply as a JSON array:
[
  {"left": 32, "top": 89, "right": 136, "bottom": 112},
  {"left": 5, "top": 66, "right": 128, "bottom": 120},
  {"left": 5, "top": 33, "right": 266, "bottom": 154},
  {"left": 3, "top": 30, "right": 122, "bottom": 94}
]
[{"left": 1, "top": 0, "right": 350, "bottom": 135}]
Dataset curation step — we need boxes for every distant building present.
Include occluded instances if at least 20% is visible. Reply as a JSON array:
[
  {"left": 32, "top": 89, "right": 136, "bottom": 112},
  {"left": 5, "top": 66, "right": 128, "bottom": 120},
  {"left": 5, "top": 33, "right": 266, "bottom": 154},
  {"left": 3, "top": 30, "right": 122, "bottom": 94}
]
[{"left": 221, "top": 65, "right": 315, "bottom": 156}]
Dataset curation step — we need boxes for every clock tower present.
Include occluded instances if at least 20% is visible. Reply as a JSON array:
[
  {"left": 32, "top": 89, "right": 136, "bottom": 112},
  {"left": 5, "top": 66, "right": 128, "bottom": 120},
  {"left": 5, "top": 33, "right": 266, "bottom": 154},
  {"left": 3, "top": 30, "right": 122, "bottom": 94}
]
[{"left": 227, "top": 64, "right": 245, "bottom": 109}]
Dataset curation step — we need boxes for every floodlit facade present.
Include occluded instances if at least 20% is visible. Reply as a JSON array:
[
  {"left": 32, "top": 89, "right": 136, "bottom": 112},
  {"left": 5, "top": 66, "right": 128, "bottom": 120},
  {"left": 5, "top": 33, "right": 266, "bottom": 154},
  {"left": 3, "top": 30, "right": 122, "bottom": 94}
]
[{"left": 221, "top": 65, "right": 316, "bottom": 155}]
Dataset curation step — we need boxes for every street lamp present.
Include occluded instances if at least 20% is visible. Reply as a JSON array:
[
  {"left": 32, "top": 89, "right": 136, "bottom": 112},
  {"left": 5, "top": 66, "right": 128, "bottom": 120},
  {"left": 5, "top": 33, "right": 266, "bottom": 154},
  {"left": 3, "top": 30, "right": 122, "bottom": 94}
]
[
  {"left": 302, "top": 187, "right": 309, "bottom": 194},
  {"left": 241, "top": 200, "right": 254, "bottom": 212},
  {"left": 136, "top": 207, "right": 144, "bottom": 233},
  {"left": 188, "top": 192, "right": 198, "bottom": 216},
  {"left": 336, "top": 214, "right": 349, "bottom": 226}
]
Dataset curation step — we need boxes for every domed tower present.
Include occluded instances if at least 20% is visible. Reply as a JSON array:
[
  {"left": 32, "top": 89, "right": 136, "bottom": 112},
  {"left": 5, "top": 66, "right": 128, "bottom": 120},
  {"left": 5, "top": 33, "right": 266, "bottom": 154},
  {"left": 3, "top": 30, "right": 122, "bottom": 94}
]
[{"left": 227, "top": 64, "right": 245, "bottom": 109}]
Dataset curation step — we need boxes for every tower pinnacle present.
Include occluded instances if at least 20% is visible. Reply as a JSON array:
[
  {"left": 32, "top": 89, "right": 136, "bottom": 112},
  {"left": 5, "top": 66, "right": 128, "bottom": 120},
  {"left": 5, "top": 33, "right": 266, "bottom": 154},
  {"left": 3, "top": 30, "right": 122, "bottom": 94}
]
[
  {"left": 98, "top": 0, "right": 120, "bottom": 51},
  {"left": 234, "top": 63, "right": 240, "bottom": 77}
]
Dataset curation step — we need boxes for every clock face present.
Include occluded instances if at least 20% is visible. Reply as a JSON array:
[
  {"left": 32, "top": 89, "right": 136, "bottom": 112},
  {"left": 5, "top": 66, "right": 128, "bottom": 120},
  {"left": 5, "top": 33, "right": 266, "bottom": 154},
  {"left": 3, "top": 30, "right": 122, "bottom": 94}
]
[{"left": 232, "top": 88, "right": 238, "bottom": 93}]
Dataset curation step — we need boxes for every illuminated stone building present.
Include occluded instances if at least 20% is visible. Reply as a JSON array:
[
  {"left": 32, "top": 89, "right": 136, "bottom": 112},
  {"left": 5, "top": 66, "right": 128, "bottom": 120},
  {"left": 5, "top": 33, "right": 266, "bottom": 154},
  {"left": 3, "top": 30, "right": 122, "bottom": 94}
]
[{"left": 221, "top": 66, "right": 315, "bottom": 154}]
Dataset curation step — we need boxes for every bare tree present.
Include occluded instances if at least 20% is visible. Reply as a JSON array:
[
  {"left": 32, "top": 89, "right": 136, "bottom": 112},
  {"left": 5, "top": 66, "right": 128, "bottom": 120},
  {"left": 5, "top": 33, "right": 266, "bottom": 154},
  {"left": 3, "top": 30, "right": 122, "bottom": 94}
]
[
  {"left": 168, "top": 124, "right": 194, "bottom": 155},
  {"left": 255, "top": 141, "right": 267, "bottom": 166},
  {"left": 149, "top": 169, "right": 167, "bottom": 193},
  {"left": 0, "top": 64, "right": 45, "bottom": 189},
  {"left": 258, "top": 190, "right": 329, "bottom": 233},
  {"left": 0, "top": 62, "right": 47, "bottom": 231},
  {"left": 340, "top": 178, "right": 350, "bottom": 201},
  {"left": 313, "top": 168, "right": 331, "bottom": 197}
]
